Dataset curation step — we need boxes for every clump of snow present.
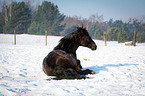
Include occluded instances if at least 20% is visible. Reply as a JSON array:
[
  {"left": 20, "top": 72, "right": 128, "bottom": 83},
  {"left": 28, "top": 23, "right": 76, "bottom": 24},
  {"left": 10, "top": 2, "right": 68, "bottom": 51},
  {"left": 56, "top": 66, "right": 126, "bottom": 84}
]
[{"left": 0, "top": 34, "right": 145, "bottom": 95}]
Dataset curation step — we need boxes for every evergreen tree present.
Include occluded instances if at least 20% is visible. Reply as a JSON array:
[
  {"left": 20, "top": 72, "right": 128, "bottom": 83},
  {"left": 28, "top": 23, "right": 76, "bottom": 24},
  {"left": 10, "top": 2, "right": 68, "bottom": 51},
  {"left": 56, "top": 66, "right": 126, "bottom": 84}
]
[
  {"left": 0, "top": 11, "right": 5, "bottom": 33},
  {"left": 136, "top": 23, "right": 145, "bottom": 42},
  {"left": 89, "top": 23, "right": 97, "bottom": 37},
  {"left": 108, "top": 18, "right": 113, "bottom": 28},
  {"left": 113, "top": 20, "right": 123, "bottom": 28},
  {"left": 28, "top": 21, "right": 40, "bottom": 34},
  {"left": 136, "top": 32, "right": 142, "bottom": 42},
  {"left": 3, "top": 1, "right": 31, "bottom": 34},
  {"left": 28, "top": 1, "right": 65, "bottom": 35},
  {"left": 136, "top": 31, "right": 145, "bottom": 42},
  {"left": 122, "top": 23, "right": 130, "bottom": 41},
  {"left": 117, "top": 29, "right": 127, "bottom": 43},
  {"left": 107, "top": 27, "right": 119, "bottom": 41},
  {"left": 93, "top": 27, "right": 103, "bottom": 40}
]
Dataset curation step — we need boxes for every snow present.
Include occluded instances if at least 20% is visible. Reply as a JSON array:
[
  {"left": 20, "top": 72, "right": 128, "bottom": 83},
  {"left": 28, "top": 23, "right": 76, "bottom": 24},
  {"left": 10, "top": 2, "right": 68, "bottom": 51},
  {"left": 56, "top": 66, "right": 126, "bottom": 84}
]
[{"left": 0, "top": 34, "right": 145, "bottom": 96}]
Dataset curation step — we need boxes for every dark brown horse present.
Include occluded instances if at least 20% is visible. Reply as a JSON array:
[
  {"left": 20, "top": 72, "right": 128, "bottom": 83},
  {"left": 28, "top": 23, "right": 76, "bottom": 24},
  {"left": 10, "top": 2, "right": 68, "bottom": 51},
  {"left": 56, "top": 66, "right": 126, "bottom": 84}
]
[{"left": 43, "top": 26, "right": 97, "bottom": 79}]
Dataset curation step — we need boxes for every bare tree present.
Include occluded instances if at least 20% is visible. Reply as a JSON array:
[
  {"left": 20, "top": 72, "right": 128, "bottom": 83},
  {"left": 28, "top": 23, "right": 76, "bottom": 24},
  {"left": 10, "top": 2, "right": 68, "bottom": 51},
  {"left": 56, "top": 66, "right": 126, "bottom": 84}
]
[
  {"left": 3, "top": 1, "right": 8, "bottom": 24},
  {"left": 9, "top": 0, "right": 12, "bottom": 18}
]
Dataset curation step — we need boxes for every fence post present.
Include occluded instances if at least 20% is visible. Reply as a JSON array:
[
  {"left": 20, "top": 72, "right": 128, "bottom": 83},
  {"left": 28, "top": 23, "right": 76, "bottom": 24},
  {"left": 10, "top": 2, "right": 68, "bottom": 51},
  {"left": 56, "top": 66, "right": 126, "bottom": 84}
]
[
  {"left": 104, "top": 32, "right": 107, "bottom": 46},
  {"left": 45, "top": 30, "right": 47, "bottom": 46},
  {"left": 133, "top": 32, "right": 136, "bottom": 46},
  {"left": 14, "top": 30, "right": 16, "bottom": 45}
]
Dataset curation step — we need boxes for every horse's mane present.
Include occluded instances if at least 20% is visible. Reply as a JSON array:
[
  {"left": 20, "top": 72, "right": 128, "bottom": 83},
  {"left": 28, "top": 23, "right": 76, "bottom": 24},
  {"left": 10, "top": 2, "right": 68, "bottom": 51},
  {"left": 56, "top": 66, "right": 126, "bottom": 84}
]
[{"left": 54, "top": 27, "right": 86, "bottom": 51}]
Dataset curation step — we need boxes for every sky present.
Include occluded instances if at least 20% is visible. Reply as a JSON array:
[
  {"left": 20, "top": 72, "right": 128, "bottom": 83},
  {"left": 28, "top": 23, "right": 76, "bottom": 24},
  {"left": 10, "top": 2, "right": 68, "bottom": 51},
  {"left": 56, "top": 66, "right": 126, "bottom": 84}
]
[
  {"left": 2, "top": 0, "right": 145, "bottom": 21},
  {"left": 47, "top": 0, "right": 145, "bottom": 21}
]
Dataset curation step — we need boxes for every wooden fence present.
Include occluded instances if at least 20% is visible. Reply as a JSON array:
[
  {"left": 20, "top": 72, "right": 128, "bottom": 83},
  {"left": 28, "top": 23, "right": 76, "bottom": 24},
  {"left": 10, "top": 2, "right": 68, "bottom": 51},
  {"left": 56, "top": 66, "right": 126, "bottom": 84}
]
[{"left": 13, "top": 30, "right": 137, "bottom": 46}]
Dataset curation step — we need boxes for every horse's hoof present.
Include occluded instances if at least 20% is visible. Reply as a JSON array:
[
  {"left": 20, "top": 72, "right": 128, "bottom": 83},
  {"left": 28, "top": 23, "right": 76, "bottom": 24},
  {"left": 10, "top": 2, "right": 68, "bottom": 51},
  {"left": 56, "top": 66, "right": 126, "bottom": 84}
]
[
  {"left": 86, "top": 69, "right": 96, "bottom": 74},
  {"left": 91, "top": 71, "right": 96, "bottom": 74},
  {"left": 80, "top": 69, "right": 96, "bottom": 75}
]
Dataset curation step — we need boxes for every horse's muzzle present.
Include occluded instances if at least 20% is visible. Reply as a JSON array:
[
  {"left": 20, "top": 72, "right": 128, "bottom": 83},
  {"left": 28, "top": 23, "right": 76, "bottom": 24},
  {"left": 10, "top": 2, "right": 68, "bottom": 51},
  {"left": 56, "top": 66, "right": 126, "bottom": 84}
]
[{"left": 91, "top": 43, "right": 97, "bottom": 50}]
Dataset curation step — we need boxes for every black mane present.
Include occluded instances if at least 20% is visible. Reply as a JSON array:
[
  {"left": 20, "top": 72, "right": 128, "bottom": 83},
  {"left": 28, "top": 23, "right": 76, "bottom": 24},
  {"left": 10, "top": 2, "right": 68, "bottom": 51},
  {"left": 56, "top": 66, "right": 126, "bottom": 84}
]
[{"left": 54, "top": 27, "right": 87, "bottom": 51}]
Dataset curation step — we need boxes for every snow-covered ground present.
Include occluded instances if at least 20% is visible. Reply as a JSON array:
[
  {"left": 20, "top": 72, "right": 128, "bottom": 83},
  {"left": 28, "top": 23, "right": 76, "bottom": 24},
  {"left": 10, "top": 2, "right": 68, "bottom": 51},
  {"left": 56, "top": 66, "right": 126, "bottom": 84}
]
[{"left": 0, "top": 34, "right": 145, "bottom": 96}]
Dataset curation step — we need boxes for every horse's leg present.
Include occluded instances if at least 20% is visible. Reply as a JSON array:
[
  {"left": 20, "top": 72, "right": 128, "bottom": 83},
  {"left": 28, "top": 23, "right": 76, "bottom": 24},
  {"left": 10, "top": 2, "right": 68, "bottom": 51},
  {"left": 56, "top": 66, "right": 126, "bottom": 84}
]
[
  {"left": 75, "top": 60, "right": 96, "bottom": 75},
  {"left": 53, "top": 65, "right": 81, "bottom": 79},
  {"left": 64, "top": 68, "right": 81, "bottom": 79},
  {"left": 53, "top": 65, "right": 65, "bottom": 78},
  {"left": 77, "top": 60, "right": 82, "bottom": 69},
  {"left": 75, "top": 60, "right": 82, "bottom": 72}
]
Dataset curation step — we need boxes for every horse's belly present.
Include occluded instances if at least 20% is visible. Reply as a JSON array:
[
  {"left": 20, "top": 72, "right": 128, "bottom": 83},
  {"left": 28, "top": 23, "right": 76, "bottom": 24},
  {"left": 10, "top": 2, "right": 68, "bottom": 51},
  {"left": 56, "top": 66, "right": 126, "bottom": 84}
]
[{"left": 56, "top": 55, "right": 76, "bottom": 68}]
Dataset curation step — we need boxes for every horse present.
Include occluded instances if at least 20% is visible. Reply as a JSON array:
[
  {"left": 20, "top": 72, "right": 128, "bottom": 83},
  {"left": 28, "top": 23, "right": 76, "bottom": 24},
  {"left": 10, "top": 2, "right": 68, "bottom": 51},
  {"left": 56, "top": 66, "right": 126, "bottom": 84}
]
[{"left": 43, "top": 26, "right": 97, "bottom": 79}]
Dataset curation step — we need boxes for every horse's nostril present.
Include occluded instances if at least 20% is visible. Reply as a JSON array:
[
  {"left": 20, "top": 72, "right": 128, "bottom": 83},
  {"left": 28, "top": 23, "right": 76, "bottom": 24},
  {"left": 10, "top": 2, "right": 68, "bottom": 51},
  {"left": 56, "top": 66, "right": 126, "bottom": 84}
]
[
  {"left": 91, "top": 44, "right": 97, "bottom": 50},
  {"left": 95, "top": 45, "right": 97, "bottom": 50}
]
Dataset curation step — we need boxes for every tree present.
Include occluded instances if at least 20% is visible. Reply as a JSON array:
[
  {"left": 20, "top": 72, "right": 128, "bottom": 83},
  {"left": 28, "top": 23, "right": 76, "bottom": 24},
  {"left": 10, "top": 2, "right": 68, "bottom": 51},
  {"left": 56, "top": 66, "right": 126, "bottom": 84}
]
[
  {"left": 3, "top": 1, "right": 32, "bottom": 34},
  {"left": 136, "top": 23, "right": 145, "bottom": 42},
  {"left": 108, "top": 18, "right": 113, "bottom": 28},
  {"left": 63, "top": 25, "right": 78, "bottom": 35},
  {"left": 28, "top": 21, "right": 40, "bottom": 34},
  {"left": 113, "top": 20, "right": 123, "bottom": 28},
  {"left": 28, "top": 1, "right": 65, "bottom": 35},
  {"left": 89, "top": 23, "right": 97, "bottom": 37},
  {"left": 93, "top": 27, "right": 103, "bottom": 40},
  {"left": 107, "top": 27, "right": 119, "bottom": 41},
  {"left": 117, "top": 29, "right": 127, "bottom": 43},
  {"left": 122, "top": 23, "right": 129, "bottom": 40},
  {"left": 0, "top": 10, "right": 5, "bottom": 33},
  {"left": 89, "top": 13, "right": 104, "bottom": 23},
  {"left": 127, "top": 18, "right": 141, "bottom": 41}
]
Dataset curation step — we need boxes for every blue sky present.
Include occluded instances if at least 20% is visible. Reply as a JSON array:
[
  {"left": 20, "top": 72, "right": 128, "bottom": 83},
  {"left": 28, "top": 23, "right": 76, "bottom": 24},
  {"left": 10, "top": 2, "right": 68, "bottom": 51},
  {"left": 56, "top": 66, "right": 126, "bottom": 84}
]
[
  {"left": 9, "top": 0, "right": 145, "bottom": 21},
  {"left": 48, "top": 0, "right": 145, "bottom": 21}
]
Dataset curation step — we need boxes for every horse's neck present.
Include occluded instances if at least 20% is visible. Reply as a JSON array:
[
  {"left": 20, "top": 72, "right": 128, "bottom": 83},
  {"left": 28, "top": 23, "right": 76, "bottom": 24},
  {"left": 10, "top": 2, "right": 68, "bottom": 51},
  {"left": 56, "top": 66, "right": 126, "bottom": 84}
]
[
  {"left": 54, "top": 42, "right": 79, "bottom": 58},
  {"left": 67, "top": 46, "right": 78, "bottom": 58}
]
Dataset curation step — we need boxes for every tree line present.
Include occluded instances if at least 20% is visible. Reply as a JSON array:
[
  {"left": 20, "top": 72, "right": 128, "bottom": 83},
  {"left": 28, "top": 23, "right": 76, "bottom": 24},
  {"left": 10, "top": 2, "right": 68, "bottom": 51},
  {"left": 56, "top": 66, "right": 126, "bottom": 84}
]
[
  {"left": 62, "top": 15, "right": 145, "bottom": 43},
  {"left": 0, "top": 0, "right": 145, "bottom": 43},
  {"left": 0, "top": 0, "right": 65, "bottom": 35}
]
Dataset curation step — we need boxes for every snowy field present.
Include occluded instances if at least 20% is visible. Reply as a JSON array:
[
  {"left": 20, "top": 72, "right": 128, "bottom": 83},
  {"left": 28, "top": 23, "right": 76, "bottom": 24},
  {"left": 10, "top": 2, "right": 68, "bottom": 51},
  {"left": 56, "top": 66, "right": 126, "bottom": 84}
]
[{"left": 0, "top": 34, "right": 145, "bottom": 96}]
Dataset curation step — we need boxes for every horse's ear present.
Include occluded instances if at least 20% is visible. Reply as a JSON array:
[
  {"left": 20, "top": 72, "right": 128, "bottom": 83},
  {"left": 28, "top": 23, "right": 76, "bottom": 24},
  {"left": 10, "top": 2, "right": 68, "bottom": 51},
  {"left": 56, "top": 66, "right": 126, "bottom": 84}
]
[{"left": 82, "top": 24, "right": 84, "bottom": 28}]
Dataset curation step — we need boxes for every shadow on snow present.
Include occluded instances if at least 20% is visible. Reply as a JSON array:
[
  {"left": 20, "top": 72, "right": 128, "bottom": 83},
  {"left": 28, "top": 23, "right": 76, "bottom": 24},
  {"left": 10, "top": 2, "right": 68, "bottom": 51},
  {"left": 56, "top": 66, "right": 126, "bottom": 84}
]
[
  {"left": 46, "top": 63, "right": 138, "bottom": 80},
  {"left": 83, "top": 63, "right": 139, "bottom": 74}
]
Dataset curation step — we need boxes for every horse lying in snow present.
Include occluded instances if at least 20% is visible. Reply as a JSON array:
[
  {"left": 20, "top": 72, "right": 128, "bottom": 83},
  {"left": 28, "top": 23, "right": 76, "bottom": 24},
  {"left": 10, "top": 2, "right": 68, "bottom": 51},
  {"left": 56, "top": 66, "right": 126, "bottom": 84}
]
[{"left": 43, "top": 26, "right": 97, "bottom": 79}]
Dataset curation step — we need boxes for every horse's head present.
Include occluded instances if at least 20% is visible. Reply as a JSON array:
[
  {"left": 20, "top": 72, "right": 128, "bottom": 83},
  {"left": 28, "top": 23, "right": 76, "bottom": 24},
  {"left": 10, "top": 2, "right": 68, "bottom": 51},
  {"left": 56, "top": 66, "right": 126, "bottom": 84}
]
[
  {"left": 77, "top": 27, "right": 97, "bottom": 50},
  {"left": 54, "top": 26, "right": 97, "bottom": 54}
]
